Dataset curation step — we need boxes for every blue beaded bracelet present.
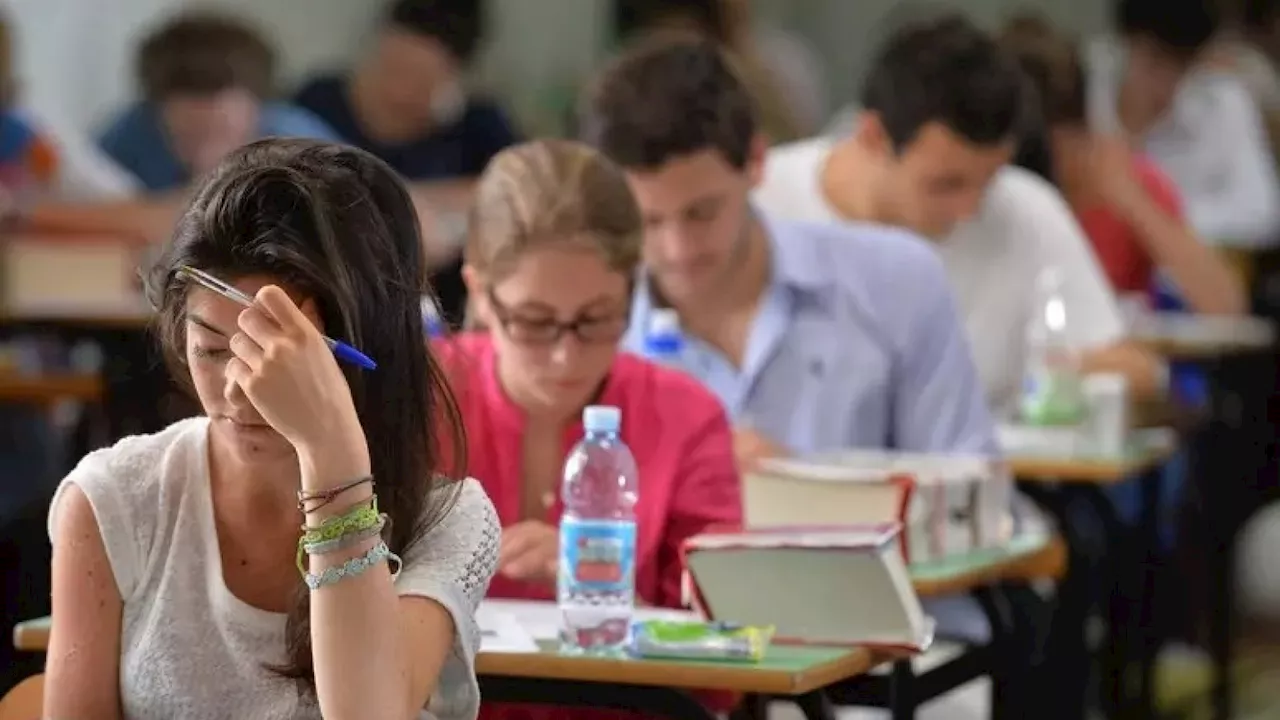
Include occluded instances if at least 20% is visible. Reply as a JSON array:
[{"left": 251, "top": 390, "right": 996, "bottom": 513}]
[{"left": 304, "top": 540, "right": 402, "bottom": 590}]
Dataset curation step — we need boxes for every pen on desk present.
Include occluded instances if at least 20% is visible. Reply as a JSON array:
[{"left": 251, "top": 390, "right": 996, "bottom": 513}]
[{"left": 178, "top": 265, "right": 378, "bottom": 371}]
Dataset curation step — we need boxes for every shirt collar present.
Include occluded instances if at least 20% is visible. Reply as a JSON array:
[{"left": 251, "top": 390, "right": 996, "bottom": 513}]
[{"left": 628, "top": 209, "right": 833, "bottom": 333}]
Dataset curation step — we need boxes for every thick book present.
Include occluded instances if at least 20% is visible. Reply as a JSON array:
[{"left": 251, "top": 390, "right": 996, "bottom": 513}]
[
  {"left": 681, "top": 525, "right": 934, "bottom": 651},
  {"left": 746, "top": 453, "right": 1012, "bottom": 563}
]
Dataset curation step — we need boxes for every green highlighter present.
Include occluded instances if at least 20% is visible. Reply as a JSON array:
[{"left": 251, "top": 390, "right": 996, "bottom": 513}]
[{"left": 630, "top": 620, "right": 774, "bottom": 662}]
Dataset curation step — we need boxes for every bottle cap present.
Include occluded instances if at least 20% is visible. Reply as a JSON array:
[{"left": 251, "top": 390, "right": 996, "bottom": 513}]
[
  {"left": 647, "top": 309, "right": 681, "bottom": 337},
  {"left": 583, "top": 405, "right": 622, "bottom": 433}
]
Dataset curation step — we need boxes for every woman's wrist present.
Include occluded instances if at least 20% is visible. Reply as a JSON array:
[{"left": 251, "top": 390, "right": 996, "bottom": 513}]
[{"left": 297, "top": 433, "right": 372, "bottom": 494}]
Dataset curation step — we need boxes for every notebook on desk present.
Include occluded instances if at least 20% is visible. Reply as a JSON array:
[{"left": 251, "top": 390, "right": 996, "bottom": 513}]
[{"left": 681, "top": 525, "right": 934, "bottom": 651}]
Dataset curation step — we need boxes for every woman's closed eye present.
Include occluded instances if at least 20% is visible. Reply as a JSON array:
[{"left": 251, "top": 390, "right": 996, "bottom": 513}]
[{"left": 191, "top": 345, "right": 231, "bottom": 361}]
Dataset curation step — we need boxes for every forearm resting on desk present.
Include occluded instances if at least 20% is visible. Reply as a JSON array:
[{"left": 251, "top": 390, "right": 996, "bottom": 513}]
[
  {"left": 1119, "top": 194, "right": 1247, "bottom": 315},
  {"left": 1080, "top": 341, "right": 1168, "bottom": 398}
]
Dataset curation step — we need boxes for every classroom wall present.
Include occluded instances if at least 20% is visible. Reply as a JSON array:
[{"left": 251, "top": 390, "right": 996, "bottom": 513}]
[{"left": 3, "top": 0, "right": 1110, "bottom": 137}]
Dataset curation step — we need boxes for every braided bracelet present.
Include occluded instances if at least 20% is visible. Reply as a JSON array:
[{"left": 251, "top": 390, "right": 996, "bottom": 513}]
[
  {"left": 303, "top": 515, "right": 387, "bottom": 556},
  {"left": 297, "top": 475, "right": 374, "bottom": 513},
  {"left": 296, "top": 498, "right": 382, "bottom": 574},
  {"left": 305, "top": 540, "right": 402, "bottom": 590}
]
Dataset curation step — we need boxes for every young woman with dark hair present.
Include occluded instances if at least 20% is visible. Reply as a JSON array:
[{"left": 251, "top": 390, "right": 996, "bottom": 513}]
[{"left": 44, "top": 138, "right": 498, "bottom": 719}]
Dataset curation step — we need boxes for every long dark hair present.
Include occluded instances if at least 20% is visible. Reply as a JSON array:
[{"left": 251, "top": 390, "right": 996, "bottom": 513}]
[{"left": 144, "top": 137, "right": 465, "bottom": 689}]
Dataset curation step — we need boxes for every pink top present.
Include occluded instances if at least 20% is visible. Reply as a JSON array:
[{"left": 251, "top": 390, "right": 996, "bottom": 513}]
[
  {"left": 1076, "top": 155, "right": 1184, "bottom": 294},
  {"left": 436, "top": 332, "right": 742, "bottom": 608}
]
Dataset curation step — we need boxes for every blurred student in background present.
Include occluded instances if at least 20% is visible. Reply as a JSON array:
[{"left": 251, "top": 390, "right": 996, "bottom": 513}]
[
  {"left": 612, "top": 0, "right": 823, "bottom": 142},
  {"left": 583, "top": 36, "right": 995, "bottom": 485},
  {"left": 1087, "top": 0, "right": 1280, "bottom": 248},
  {"left": 296, "top": 0, "right": 520, "bottom": 328},
  {"left": 1002, "top": 14, "right": 1245, "bottom": 315},
  {"left": 756, "top": 14, "right": 1165, "bottom": 418},
  {"left": 583, "top": 37, "right": 1031, "bottom": 715},
  {"left": 439, "top": 139, "right": 740, "bottom": 720},
  {"left": 0, "top": 12, "right": 137, "bottom": 211},
  {"left": 98, "top": 13, "right": 337, "bottom": 193}
]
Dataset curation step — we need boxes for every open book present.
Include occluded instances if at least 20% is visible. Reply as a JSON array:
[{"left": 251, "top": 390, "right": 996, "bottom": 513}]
[{"left": 681, "top": 525, "right": 934, "bottom": 651}]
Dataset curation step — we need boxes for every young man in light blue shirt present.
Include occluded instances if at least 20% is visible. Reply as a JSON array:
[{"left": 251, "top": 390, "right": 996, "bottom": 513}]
[
  {"left": 98, "top": 13, "right": 337, "bottom": 192},
  {"left": 580, "top": 36, "right": 999, "bottom": 466}
]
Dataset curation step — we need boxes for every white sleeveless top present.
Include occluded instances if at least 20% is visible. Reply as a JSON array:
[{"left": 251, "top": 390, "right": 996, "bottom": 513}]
[{"left": 47, "top": 417, "right": 500, "bottom": 720}]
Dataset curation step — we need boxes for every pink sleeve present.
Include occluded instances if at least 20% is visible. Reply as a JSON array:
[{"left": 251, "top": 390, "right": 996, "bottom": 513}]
[
  {"left": 655, "top": 398, "right": 743, "bottom": 608},
  {"left": 1134, "top": 156, "right": 1184, "bottom": 219}
]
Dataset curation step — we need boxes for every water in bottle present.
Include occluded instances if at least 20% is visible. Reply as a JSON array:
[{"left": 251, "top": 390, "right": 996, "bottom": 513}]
[
  {"left": 642, "top": 308, "right": 685, "bottom": 364},
  {"left": 1020, "top": 268, "right": 1085, "bottom": 426},
  {"left": 558, "top": 405, "right": 639, "bottom": 655}
]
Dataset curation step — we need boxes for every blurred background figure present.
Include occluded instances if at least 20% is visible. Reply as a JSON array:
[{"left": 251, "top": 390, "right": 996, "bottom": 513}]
[
  {"left": 1085, "top": 0, "right": 1280, "bottom": 249},
  {"left": 296, "top": 0, "right": 518, "bottom": 329},
  {"left": 612, "top": 0, "right": 825, "bottom": 142},
  {"left": 98, "top": 13, "right": 336, "bottom": 192}
]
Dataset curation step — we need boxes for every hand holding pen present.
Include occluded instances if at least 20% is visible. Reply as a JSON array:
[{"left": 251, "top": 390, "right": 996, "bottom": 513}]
[
  {"left": 180, "top": 266, "right": 377, "bottom": 370},
  {"left": 179, "top": 266, "right": 373, "bottom": 457}
]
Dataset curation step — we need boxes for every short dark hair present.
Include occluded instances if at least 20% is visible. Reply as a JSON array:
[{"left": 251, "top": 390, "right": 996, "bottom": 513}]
[
  {"left": 138, "top": 13, "right": 275, "bottom": 102},
  {"left": 999, "top": 14, "right": 1087, "bottom": 127},
  {"left": 860, "top": 13, "right": 1030, "bottom": 151},
  {"left": 1116, "top": 0, "right": 1220, "bottom": 59},
  {"left": 386, "top": 0, "right": 485, "bottom": 64},
  {"left": 580, "top": 36, "right": 756, "bottom": 171},
  {"left": 613, "top": 0, "right": 729, "bottom": 44}
]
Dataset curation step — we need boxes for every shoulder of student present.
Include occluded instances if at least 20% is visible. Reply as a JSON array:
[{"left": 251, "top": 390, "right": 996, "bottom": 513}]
[
  {"left": 981, "top": 165, "right": 1084, "bottom": 241},
  {"left": 770, "top": 214, "right": 951, "bottom": 304},
  {"left": 46, "top": 417, "right": 207, "bottom": 599},
  {"left": 259, "top": 102, "right": 341, "bottom": 142},
  {"left": 756, "top": 136, "right": 833, "bottom": 213}
]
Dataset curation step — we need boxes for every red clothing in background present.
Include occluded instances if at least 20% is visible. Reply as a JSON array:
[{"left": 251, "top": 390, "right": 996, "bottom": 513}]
[
  {"left": 438, "top": 332, "right": 743, "bottom": 720},
  {"left": 1075, "top": 155, "right": 1183, "bottom": 293}
]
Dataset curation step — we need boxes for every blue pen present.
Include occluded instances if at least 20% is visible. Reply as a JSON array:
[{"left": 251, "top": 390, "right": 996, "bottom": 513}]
[{"left": 178, "top": 265, "right": 378, "bottom": 371}]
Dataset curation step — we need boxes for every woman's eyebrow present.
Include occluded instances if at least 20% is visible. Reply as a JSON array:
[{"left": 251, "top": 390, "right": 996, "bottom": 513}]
[{"left": 186, "top": 313, "right": 228, "bottom": 338}]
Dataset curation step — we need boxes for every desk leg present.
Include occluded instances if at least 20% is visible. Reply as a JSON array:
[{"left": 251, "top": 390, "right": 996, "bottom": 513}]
[
  {"left": 794, "top": 690, "right": 838, "bottom": 720},
  {"left": 478, "top": 676, "right": 718, "bottom": 719},
  {"left": 1072, "top": 486, "right": 1131, "bottom": 718},
  {"left": 887, "top": 659, "right": 917, "bottom": 720},
  {"left": 1133, "top": 467, "right": 1166, "bottom": 720},
  {"left": 1018, "top": 483, "right": 1103, "bottom": 720}
]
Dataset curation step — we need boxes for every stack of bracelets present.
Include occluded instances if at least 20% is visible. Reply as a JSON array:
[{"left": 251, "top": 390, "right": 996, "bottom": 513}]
[{"left": 295, "top": 475, "right": 401, "bottom": 590}]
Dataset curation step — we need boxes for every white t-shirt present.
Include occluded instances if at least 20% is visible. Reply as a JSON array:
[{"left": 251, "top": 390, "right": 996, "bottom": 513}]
[
  {"left": 1085, "top": 36, "right": 1280, "bottom": 248},
  {"left": 755, "top": 136, "right": 1125, "bottom": 417},
  {"left": 47, "top": 417, "right": 500, "bottom": 720}
]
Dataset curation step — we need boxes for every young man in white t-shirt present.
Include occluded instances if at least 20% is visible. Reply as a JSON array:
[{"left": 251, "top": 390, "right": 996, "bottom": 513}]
[{"left": 755, "top": 14, "right": 1164, "bottom": 417}]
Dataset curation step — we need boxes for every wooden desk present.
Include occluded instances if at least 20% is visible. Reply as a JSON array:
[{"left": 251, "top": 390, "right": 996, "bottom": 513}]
[
  {"left": 910, "top": 533, "right": 1065, "bottom": 597},
  {"left": 1004, "top": 429, "right": 1180, "bottom": 485},
  {"left": 1128, "top": 312, "right": 1275, "bottom": 360},
  {"left": 15, "top": 615, "right": 883, "bottom": 719},
  {"left": 479, "top": 641, "right": 879, "bottom": 696},
  {"left": 14, "top": 615, "right": 880, "bottom": 692},
  {"left": 0, "top": 370, "right": 102, "bottom": 405}
]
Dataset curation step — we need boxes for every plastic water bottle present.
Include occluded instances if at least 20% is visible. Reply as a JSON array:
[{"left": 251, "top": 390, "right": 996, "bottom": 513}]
[
  {"left": 558, "top": 405, "right": 639, "bottom": 655},
  {"left": 1020, "top": 268, "right": 1085, "bottom": 426},
  {"left": 642, "top": 308, "right": 684, "bottom": 364}
]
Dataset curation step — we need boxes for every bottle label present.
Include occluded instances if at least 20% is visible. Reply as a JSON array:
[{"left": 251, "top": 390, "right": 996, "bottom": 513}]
[
  {"left": 559, "top": 518, "right": 636, "bottom": 592},
  {"left": 1020, "top": 367, "right": 1085, "bottom": 426}
]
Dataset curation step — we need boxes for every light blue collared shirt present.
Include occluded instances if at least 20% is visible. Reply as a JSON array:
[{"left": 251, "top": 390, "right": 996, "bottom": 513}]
[{"left": 624, "top": 213, "right": 999, "bottom": 457}]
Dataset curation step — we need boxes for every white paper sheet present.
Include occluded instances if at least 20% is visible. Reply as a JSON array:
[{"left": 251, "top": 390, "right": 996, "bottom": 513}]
[{"left": 476, "top": 599, "right": 701, "bottom": 652}]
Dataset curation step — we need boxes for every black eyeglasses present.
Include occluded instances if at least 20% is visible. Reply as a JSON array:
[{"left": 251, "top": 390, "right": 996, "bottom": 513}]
[{"left": 486, "top": 288, "right": 629, "bottom": 345}]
